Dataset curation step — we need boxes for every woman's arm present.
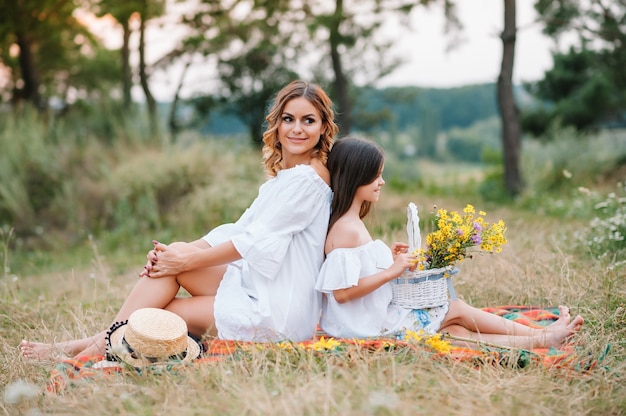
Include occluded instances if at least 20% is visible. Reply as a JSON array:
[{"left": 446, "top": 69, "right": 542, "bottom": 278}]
[{"left": 148, "top": 240, "right": 242, "bottom": 278}]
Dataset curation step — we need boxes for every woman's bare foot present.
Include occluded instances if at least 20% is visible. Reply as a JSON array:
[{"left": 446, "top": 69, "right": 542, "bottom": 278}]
[
  {"left": 19, "top": 340, "right": 68, "bottom": 361},
  {"left": 20, "top": 335, "right": 100, "bottom": 361}
]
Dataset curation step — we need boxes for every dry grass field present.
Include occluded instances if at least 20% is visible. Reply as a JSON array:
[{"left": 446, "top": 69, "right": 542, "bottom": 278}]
[{"left": 0, "top": 142, "right": 624, "bottom": 415}]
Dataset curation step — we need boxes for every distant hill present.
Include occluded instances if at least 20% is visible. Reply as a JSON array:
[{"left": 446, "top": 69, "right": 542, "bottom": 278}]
[
  {"left": 174, "top": 83, "right": 533, "bottom": 138},
  {"left": 354, "top": 83, "right": 500, "bottom": 133}
]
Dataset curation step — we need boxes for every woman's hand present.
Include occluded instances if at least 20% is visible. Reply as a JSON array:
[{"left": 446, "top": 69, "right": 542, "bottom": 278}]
[
  {"left": 144, "top": 241, "right": 190, "bottom": 279},
  {"left": 149, "top": 243, "right": 187, "bottom": 279},
  {"left": 139, "top": 247, "right": 159, "bottom": 277}
]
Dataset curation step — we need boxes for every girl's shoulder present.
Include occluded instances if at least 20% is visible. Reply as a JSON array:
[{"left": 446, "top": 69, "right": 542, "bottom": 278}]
[
  {"left": 325, "top": 219, "right": 374, "bottom": 254},
  {"left": 325, "top": 239, "right": 387, "bottom": 258},
  {"left": 325, "top": 222, "right": 361, "bottom": 253}
]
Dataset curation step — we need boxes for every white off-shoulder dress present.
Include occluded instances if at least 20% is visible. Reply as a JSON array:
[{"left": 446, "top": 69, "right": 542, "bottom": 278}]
[
  {"left": 315, "top": 240, "right": 449, "bottom": 338},
  {"left": 202, "top": 164, "right": 331, "bottom": 342}
]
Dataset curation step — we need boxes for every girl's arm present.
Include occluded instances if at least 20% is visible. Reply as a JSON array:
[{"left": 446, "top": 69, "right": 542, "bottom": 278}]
[{"left": 332, "top": 251, "right": 416, "bottom": 304}]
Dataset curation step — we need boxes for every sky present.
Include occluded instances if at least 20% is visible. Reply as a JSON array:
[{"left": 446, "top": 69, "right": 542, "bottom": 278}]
[
  {"left": 82, "top": 1, "right": 560, "bottom": 101},
  {"left": 378, "top": 0, "right": 556, "bottom": 89}
]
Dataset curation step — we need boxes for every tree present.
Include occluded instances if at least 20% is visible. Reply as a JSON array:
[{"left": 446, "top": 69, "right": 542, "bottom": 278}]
[
  {"left": 497, "top": 0, "right": 523, "bottom": 196},
  {"left": 0, "top": 0, "right": 103, "bottom": 109},
  {"left": 92, "top": 0, "right": 166, "bottom": 134},
  {"left": 525, "top": 0, "right": 626, "bottom": 133},
  {"left": 303, "top": 0, "right": 460, "bottom": 136},
  {"left": 137, "top": 0, "right": 166, "bottom": 136},
  {"left": 161, "top": 0, "right": 459, "bottom": 143},
  {"left": 93, "top": 0, "right": 138, "bottom": 109},
  {"left": 159, "top": 0, "right": 297, "bottom": 144}
]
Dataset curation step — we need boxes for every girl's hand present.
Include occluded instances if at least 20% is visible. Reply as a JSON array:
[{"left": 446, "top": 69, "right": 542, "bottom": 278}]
[
  {"left": 387, "top": 251, "right": 417, "bottom": 280},
  {"left": 390, "top": 242, "right": 409, "bottom": 259}
]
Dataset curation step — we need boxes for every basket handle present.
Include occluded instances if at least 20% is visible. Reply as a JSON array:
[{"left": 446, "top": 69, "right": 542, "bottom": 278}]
[{"left": 406, "top": 202, "right": 421, "bottom": 252}]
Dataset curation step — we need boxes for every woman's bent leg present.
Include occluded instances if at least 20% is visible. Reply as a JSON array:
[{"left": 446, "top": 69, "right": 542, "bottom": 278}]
[{"left": 22, "top": 241, "right": 226, "bottom": 360}]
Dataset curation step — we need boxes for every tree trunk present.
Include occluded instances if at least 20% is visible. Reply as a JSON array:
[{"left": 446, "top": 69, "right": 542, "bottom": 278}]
[
  {"left": 121, "top": 18, "right": 132, "bottom": 110},
  {"left": 330, "top": 0, "right": 352, "bottom": 136},
  {"left": 138, "top": 9, "right": 158, "bottom": 136},
  {"left": 497, "top": 0, "right": 523, "bottom": 196},
  {"left": 168, "top": 60, "right": 191, "bottom": 143},
  {"left": 15, "top": 31, "right": 42, "bottom": 109}
]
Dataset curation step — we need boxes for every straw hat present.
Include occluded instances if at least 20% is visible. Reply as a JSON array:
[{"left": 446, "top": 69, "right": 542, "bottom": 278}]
[{"left": 105, "top": 308, "right": 202, "bottom": 368}]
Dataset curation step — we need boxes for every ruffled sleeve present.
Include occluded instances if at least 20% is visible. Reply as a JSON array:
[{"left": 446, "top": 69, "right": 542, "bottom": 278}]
[
  {"left": 315, "top": 249, "right": 362, "bottom": 293},
  {"left": 231, "top": 165, "right": 330, "bottom": 280},
  {"left": 202, "top": 223, "right": 246, "bottom": 247}
]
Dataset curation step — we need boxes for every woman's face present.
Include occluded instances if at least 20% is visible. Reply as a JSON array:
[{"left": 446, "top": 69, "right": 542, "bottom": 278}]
[
  {"left": 277, "top": 97, "right": 324, "bottom": 167},
  {"left": 356, "top": 166, "right": 385, "bottom": 203}
]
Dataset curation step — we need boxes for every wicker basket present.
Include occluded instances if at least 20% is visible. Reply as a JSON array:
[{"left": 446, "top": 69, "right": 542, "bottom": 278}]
[
  {"left": 390, "top": 266, "right": 458, "bottom": 309},
  {"left": 389, "top": 203, "right": 458, "bottom": 309}
]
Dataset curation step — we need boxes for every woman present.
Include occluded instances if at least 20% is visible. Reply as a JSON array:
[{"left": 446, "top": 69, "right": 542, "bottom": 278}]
[
  {"left": 21, "top": 80, "right": 339, "bottom": 360},
  {"left": 316, "top": 137, "right": 583, "bottom": 349}
]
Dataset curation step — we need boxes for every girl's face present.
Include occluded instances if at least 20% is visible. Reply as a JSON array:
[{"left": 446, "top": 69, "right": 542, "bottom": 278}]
[
  {"left": 356, "top": 166, "right": 385, "bottom": 203},
  {"left": 278, "top": 97, "right": 324, "bottom": 167}
]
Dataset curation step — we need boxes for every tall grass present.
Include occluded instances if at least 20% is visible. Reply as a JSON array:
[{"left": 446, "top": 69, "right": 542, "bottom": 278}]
[{"left": 0, "top": 111, "right": 262, "bottom": 272}]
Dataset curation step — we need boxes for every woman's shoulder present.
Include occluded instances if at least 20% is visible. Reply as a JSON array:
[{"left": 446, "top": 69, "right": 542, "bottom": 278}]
[
  {"left": 277, "top": 162, "right": 330, "bottom": 189},
  {"left": 308, "top": 158, "right": 330, "bottom": 186}
]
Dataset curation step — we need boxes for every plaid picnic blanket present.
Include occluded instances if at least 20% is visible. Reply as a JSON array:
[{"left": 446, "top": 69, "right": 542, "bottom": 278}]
[{"left": 45, "top": 305, "right": 604, "bottom": 394}]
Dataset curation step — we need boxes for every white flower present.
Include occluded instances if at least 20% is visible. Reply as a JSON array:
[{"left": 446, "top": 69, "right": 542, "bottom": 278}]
[
  {"left": 109, "top": 344, "right": 130, "bottom": 357},
  {"left": 3, "top": 380, "right": 39, "bottom": 405}
]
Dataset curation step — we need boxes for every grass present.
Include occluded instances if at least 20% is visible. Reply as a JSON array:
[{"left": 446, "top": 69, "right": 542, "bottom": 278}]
[
  {"left": 1, "top": 131, "right": 625, "bottom": 414},
  {"left": 2, "top": 188, "right": 625, "bottom": 415}
]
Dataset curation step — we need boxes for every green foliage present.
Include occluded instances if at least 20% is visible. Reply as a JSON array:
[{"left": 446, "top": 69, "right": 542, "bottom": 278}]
[
  {"left": 529, "top": 1, "right": 626, "bottom": 134},
  {"left": 0, "top": 110, "right": 263, "bottom": 252},
  {"left": 523, "top": 127, "right": 626, "bottom": 193},
  {"left": 0, "top": 0, "right": 112, "bottom": 107},
  {"left": 355, "top": 84, "right": 499, "bottom": 134},
  {"left": 523, "top": 48, "right": 616, "bottom": 135},
  {"left": 579, "top": 183, "right": 626, "bottom": 265},
  {"left": 446, "top": 117, "right": 501, "bottom": 163},
  {"left": 0, "top": 111, "right": 64, "bottom": 233},
  {"left": 477, "top": 169, "right": 512, "bottom": 204},
  {"left": 518, "top": 127, "right": 626, "bottom": 217}
]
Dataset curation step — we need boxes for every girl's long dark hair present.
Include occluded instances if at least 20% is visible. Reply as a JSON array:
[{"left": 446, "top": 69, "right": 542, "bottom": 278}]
[{"left": 327, "top": 137, "right": 385, "bottom": 231}]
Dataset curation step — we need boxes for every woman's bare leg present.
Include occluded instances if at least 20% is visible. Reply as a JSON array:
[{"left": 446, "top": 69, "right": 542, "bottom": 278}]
[
  {"left": 440, "top": 301, "right": 584, "bottom": 349},
  {"left": 20, "top": 336, "right": 103, "bottom": 360},
  {"left": 21, "top": 240, "right": 226, "bottom": 360}
]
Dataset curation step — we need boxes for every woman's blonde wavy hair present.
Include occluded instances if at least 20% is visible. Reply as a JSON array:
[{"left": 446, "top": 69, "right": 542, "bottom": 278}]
[{"left": 262, "top": 80, "right": 338, "bottom": 177}]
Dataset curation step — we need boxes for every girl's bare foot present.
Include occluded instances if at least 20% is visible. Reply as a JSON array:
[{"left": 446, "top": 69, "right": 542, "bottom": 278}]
[
  {"left": 548, "top": 305, "right": 571, "bottom": 327},
  {"left": 540, "top": 314, "right": 584, "bottom": 348},
  {"left": 19, "top": 340, "right": 67, "bottom": 361}
]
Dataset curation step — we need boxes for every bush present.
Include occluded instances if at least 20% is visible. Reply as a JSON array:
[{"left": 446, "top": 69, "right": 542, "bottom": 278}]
[{"left": 579, "top": 183, "right": 626, "bottom": 265}]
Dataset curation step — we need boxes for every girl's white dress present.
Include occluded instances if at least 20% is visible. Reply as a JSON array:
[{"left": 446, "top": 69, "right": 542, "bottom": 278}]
[
  {"left": 315, "top": 240, "right": 449, "bottom": 338},
  {"left": 203, "top": 165, "right": 331, "bottom": 342}
]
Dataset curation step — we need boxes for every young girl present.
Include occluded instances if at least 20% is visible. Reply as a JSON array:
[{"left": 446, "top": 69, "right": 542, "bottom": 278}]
[
  {"left": 21, "top": 80, "right": 339, "bottom": 360},
  {"left": 316, "top": 137, "right": 584, "bottom": 349}
]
